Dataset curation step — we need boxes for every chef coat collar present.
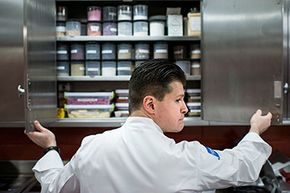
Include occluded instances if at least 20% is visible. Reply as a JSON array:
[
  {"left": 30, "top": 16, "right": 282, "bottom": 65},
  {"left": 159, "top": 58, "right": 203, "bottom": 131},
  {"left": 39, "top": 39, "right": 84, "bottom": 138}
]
[{"left": 123, "top": 116, "right": 164, "bottom": 133}]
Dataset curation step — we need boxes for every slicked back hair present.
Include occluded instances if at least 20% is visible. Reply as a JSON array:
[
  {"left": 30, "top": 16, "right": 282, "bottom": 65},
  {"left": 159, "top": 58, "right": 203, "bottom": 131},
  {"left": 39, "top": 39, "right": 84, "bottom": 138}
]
[{"left": 128, "top": 60, "right": 186, "bottom": 114}]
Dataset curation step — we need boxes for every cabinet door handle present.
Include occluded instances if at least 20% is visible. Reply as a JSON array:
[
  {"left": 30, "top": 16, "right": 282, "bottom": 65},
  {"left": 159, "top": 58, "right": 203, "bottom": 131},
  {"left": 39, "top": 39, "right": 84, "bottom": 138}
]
[{"left": 17, "top": 85, "right": 25, "bottom": 96}]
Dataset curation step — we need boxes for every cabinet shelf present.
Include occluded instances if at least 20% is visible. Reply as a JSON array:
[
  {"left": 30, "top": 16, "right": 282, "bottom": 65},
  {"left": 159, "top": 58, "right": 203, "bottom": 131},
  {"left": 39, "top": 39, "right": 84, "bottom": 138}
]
[
  {"left": 52, "top": 117, "right": 208, "bottom": 128},
  {"left": 57, "top": 36, "right": 200, "bottom": 42},
  {"left": 56, "top": 0, "right": 200, "bottom": 2},
  {"left": 57, "top": 75, "right": 201, "bottom": 81}
]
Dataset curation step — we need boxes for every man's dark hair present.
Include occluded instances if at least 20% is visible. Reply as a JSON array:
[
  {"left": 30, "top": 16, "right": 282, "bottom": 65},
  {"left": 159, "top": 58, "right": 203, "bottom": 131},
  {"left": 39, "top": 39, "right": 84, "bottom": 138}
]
[{"left": 128, "top": 60, "right": 186, "bottom": 113}]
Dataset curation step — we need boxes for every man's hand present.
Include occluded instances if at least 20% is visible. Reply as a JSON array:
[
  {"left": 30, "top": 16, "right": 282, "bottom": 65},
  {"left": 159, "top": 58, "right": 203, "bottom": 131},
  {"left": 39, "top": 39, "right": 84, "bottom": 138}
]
[
  {"left": 25, "top": 120, "right": 57, "bottom": 149},
  {"left": 250, "top": 109, "right": 272, "bottom": 135}
]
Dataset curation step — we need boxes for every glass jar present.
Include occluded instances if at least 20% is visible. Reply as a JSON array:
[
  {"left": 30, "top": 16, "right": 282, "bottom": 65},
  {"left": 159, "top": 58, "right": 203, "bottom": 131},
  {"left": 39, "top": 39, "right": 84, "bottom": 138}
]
[
  {"left": 87, "top": 22, "right": 102, "bottom": 36},
  {"left": 66, "top": 20, "right": 81, "bottom": 36},
  {"left": 71, "top": 61, "right": 85, "bottom": 76},
  {"left": 118, "top": 43, "right": 132, "bottom": 59},
  {"left": 57, "top": 44, "right": 69, "bottom": 60},
  {"left": 86, "top": 61, "right": 101, "bottom": 76},
  {"left": 191, "top": 62, "right": 201, "bottom": 76},
  {"left": 133, "top": 5, "right": 148, "bottom": 20},
  {"left": 57, "top": 6, "right": 67, "bottom": 21},
  {"left": 103, "top": 6, "right": 117, "bottom": 21},
  {"left": 118, "top": 21, "right": 132, "bottom": 36},
  {"left": 102, "top": 43, "right": 116, "bottom": 60},
  {"left": 135, "top": 43, "right": 149, "bottom": 60},
  {"left": 190, "top": 45, "right": 201, "bottom": 59},
  {"left": 153, "top": 43, "right": 168, "bottom": 59},
  {"left": 133, "top": 21, "right": 148, "bottom": 36},
  {"left": 87, "top": 6, "right": 102, "bottom": 21},
  {"left": 149, "top": 15, "right": 166, "bottom": 36},
  {"left": 118, "top": 5, "right": 132, "bottom": 21},
  {"left": 85, "top": 42, "right": 100, "bottom": 60},
  {"left": 70, "top": 44, "right": 84, "bottom": 60},
  {"left": 56, "top": 22, "right": 66, "bottom": 37},
  {"left": 103, "top": 22, "right": 117, "bottom": 36}
]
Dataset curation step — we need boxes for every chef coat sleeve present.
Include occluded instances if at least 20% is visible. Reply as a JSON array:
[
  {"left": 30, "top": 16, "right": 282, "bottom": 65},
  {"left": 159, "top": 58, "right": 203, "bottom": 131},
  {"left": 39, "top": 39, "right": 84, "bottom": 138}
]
[
  {"left": 177, "top": 132, "right": 272, "bottom": 191},
  {"left": 32, "top": 150, "right": 80, "bottom": 193}
]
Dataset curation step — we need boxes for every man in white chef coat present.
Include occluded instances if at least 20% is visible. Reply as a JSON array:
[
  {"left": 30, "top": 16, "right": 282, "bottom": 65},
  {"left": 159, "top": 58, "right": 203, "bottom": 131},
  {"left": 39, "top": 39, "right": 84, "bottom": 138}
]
[{"left": 26, "top": 60, "right": 272, "bottom": 193}]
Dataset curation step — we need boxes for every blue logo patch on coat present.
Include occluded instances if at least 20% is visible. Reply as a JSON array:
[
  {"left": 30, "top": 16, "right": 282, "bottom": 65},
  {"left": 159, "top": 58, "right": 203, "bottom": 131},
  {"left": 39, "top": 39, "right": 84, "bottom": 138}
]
[{"left": 205, "top": 147, "right": 220, "bottom": 160}]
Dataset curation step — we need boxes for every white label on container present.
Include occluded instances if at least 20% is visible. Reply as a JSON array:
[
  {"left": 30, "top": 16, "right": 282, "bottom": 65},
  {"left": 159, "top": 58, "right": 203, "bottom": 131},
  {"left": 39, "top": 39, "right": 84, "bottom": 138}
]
[
  {"left": 57, "top": 50, "right": 67, "bottom": 54},
  {"left": 87, "top": 68, "right": 99, "bottom": 71},
  {"left": 192, "top": 50, "right": 201, "bottom": 54},
  {"left": 102, "top": 50, "right": 113, "bottom": 54},
  {"left": 91, "top": 26, "right": 100, "bottom": 31},
  {"left": 138, "top": 49, "right": 149, "bottom": 54},
  {"left": 71, "top": 49, "right": 77, "bottom": 54},
  {"left": 192, "top": 64, "right": 200, "bottom": 68},
  {"left": 190, "top": 17, "right": 201, "bottom": 31},
  {"left": 110, "top": 28, "right": 117, "bottom": 32},
  {"left": 57, "top": 66, "right": 65, "bottom": 70},
  {"left": 155, "top": 49, "right": 167, "bottom": 53},
  {"left": 87, "top": 50, "right": 97, "bottom": 54},
  {"left": 119, "top": 49, "right": 129, "bottom": 53},
  {"left": 56, "top": 26, "right": 65, "bottom": 32},
  {"left": 117, "top": 67, "right": 131, "bottom": 70},
  {"left": 109, "top": 12, "right": 116, "bottom": 17},
  {"left": 79, "top": 67, "right": 85, "bottom": 70}
]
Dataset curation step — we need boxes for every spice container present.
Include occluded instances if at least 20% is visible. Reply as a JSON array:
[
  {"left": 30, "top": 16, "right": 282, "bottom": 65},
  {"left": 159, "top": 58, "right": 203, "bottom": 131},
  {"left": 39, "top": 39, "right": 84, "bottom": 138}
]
[
  {"left": 190, "top": 45, "right": 201, "bottom": 59},
  {"left": 187, "top": 8, "right": 201, "bottom": 37},
  {"left": 102, "top": 43, "right": 116, "bottom": 60},
  {"left": 65, "top": 92, "right": 114, "bottom": 105},
  {"left": 57, "top": 61, "right": 69, "bottom": 76},
  {"left": 86, "top": 61, "right": 101, "bottom": 77},
  {"left": 133, "top": 5, "right": 148, "bottom": 20},
  {"left": 56, "top": 22, "right": 66, "bottom": 37},
  {"left": 173, "top": 45, "right": 187, "bottom": 59},
  {"left": 118, "top": 22, "right": 132, "bottom": 36},
  {"left": 153, "top": 43, "right": 168, "bottom": 59},
  {"left": 85, "top": 42, "right": 100, "bottom": 60},
  {"left": 167, "top": 15, "right": 183, "bottom": 36},
  {"left": 149, "top": 15, "right": 166, "bottom": 36},
  {"left": 176, "top": 60, "right": 191, "bottom": 76},
  {"left": 103, "top": 22, "right": 117, "bottom": 36},
  {"left": 87, "top": 22, "right": 101, "bottom": 36},
  {"left": 133, "top": 21, "right": 148, "bottom": 36},
  {"left": 70, "top": 44, "right": 84, "bottom": 60},
  {"left": 65, "top": 104, "right": 114, "bottom": 118},
  {"left": 117, "top": 61, "right": 132, "bottom": 75},
  {"left": 135, "top": 43, "right": 149, "bottom": 60},
  {"left": 191, "top": 61, "right": 201, "bottom": 76},
  {"left": 87, "top": 6, "right": 101, "bottom": 21},
  {"left": 186, "top": 89, "right": 201, "bottom": 102},
  {"left": 57, "top": 6, "right": 67, "bottom": 21},
  {"left": 118, "top": 43, "right": 132, "bottom": 59},
  {"left": 57, "top": 44, "right": 69, "bottom": 60},
  {"left": 102, "top": 61, "right": 116, "bottom": 76},
  {"left": 186, "top": 102, "right": 201, "bottom": 117},
  {"left": 118, "top": 5, "right": 132, "bottom": 21},
  {"left": 71, "top": 61, "right": 85, "bottom": 76},
  {"left": 103, "top": 6, "right": 117, "bottom": 21},
  {"left": 66, "top": 21, "right": 81, "bottom": 36}
]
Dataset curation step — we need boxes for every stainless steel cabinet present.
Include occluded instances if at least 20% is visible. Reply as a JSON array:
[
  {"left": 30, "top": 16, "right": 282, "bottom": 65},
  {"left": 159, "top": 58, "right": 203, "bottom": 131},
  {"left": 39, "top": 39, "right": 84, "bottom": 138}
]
[
  {"left": 0, "top": 0, "right": 57, "bottom": 130},
  {"left": 202, "top": 0, "right": 284, "bottom": 124}
]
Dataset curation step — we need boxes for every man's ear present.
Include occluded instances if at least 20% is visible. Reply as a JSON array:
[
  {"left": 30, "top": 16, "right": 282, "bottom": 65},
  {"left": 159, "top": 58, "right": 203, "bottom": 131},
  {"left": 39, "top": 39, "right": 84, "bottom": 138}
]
[{"left": 143, "top": 95, "right": 155, "bottom": 114}]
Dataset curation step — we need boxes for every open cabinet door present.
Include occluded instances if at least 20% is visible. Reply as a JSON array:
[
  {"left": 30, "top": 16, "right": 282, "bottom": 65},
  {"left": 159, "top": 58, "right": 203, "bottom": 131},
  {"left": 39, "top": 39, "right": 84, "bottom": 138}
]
[
  {"left": 24, "top": 0, "right": 57, "bottom": 131},
  {"left": 202, "top": 0, "right": 284, "bottom": 124}
]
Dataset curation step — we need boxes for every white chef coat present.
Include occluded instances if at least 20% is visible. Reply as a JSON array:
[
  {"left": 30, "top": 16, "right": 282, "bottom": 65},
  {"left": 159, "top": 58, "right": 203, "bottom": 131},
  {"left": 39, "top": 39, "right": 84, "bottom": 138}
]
[{"left": 33, "top": 117, "right": 272, "bottom": 193}]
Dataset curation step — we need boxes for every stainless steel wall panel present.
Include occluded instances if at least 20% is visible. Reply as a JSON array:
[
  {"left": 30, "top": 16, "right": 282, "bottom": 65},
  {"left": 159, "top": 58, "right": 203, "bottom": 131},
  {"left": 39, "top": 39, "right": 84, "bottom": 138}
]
[{"left": 202, "top": 0, "right": 283, "bottom": 123}]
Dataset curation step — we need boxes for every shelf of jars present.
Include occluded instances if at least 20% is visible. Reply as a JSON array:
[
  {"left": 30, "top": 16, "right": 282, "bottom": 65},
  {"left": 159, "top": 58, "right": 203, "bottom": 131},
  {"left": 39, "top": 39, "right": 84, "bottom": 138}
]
[
  {"left": 56, "top": 36, "right": 200, "bottom": 42},
  {"left": 57, "top": 75, "right": 201, "bottom": 81},
  {"left": 52, "top": 117, "right": 209, "bottom": 127}
]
